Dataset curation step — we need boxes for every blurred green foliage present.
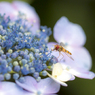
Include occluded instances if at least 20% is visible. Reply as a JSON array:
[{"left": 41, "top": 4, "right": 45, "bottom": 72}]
[
  {"left": 0, "top": 0, "right": 95, "bottom": 95},
  {"left": 0, "top": 0, "right": 34, "bottom": 3}
]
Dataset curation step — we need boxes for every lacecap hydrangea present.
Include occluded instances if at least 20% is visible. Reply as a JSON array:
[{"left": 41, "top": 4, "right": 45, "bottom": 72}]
[{"left": 0, "top": 13, "right": 58, "bottom": 83}]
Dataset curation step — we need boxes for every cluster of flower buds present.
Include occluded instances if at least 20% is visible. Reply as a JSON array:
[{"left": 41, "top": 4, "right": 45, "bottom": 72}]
[{"left": 0, "top": 14, "right": 58, "bottom": 83}]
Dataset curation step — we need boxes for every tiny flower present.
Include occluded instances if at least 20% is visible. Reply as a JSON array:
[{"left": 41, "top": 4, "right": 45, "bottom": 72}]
[
  {"left": 48, "top": 17, "right": 92, "bottom": 71},
  {"left": 47, "top": 63, "right": 75, "bottom": 86},
  {"left": 16, "top": 76, "right": 60, "bottom": 95}
]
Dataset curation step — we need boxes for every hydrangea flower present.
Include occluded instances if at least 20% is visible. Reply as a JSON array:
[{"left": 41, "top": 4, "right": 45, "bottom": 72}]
[
  {"left": 48, "top": 16, "right": 92, "bottom": 71},
  {"left": 16, "top": 76, "right": 60, "bottom": 95},
  {"left": 0, "top": 1, "right": 40, "bottom": 33},
  {"left": 0, "top": 2, "right": 94, "bottom": 94}
]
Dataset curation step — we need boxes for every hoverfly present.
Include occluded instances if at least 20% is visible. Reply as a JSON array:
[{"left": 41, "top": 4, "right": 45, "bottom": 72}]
[{"left": 52, "top": 42, "right": 74, "bottom": 60}]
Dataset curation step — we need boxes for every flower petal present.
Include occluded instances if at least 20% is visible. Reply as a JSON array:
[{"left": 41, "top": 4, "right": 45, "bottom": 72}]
[
  {"left": 65, "top": 46, "right": 92, "bottom": 71},
  {"left": 48, "top": 42, "right": 92, "bottom": 71},
  {"left": 0, "top": 2, "right": 17, "bottom": 18},
  {"left": 38, "top": 78, "right": 60, "bottom": 94},
  {"left": 20, "top": 91, "right": 35, "bottom": 95},
  {"left": 52, "top": 63, "right": 74, "bottom": 82},
  {"left": 54, "top": 16, "right": 86, "bottom": 46},
  {"left": 57, "top": 71, "right": 74, "bottom": 82},
  {"left": 47, "top": 42, "right": 58, "bottom": 51},
  {"left": 47, "top": 72, "right": 67, "bottom": 87},
  {"left": 61, "top": 62, "right": 94, "bottom": 79},
  {"left": 68, "top": 68, "right": 95, "bottom": 79},
  {"left": 12, "top": 1, "right": 40, "bottom": 33},
  {"left": 0, "top": 82, "right": 24, "bottom": 95},
  {"left": 69, "top": 75, "right": 75, "bottom": 81},
  {"left": 16, "top": 76, "right": 37, "bottom": 93}
]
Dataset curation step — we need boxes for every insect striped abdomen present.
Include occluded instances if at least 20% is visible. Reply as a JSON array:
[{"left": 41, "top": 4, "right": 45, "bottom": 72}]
[{"left": 62, "top": 48, "right": 72, "bottom": 55}]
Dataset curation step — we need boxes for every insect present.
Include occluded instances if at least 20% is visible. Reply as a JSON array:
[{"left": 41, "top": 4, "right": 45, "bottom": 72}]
[{"left": 52, "top": 42, "right": 74, "bottom": 61}]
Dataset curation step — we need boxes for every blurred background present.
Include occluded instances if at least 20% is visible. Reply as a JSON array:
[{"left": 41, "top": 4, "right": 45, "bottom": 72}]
[{"left": 0, "top": 0, "right": 95, "bottom": 95}]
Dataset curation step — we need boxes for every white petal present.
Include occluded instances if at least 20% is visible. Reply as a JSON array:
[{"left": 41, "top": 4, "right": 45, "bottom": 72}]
[
  {"left": 69, "top": 75, "right": 75, "bottom": 81},
  {"left": 38, "top": 78, "right": 60, "bottom": 94},
  {"left": 52, "top": 63, "right": 63, "bottom": 77},
  {"left": 52, "top": 63, "right": 75, "bottom": 81},
  {"left": 57, "top": 71, "right": 74, "bottom": 82},
  {"left": 54, "top": 16, "right": 86, "bottom": 46},
  {"left": 47, "top": 72, "right": 67, "bottom": 87}
]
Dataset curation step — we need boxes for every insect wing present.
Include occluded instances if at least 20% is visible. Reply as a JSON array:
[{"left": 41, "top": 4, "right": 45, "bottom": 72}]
[
  {"left": 59, "top": 42, "right": 65, "bottom": 47},
  {"left": 64, "top": 52, "right": 74, "bottom": 61}
]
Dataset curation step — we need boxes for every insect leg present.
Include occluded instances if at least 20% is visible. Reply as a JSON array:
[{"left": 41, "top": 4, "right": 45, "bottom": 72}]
[
  {"left": 57, "top": 52, "right": 61, "bottom": 58},
  {"left": 60, "top": 52, "right": 64, "bottom": 61}
]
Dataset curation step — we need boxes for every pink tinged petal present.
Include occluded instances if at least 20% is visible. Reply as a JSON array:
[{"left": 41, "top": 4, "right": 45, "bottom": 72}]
[
  {"left": 47, "top": 72, "right": 67, "bottom": 87},
  {"left": 0, "top": 82, "right": 24, "bottom": 95},
  {"left": 12, "top": 1, "right": 39, "bottom": 21},
  {"left": 69, "top": 68, "right": 95, "bottom": 79},
  {"left": 12, "top": 1, "right": 40, "bottom": 33},
  {"left": 54, "top": 16, "right": 86, "bottom": 46},
  {"left": 16, "top": 76, "right": 37, "bottom": 93},
  {"left": 38, "top": 78, "right": 60, "bottom": 94},
  {"left": 0, "top": 2, "right": 17, "bottom": 18},
  {"left": 66, "top": 46, "right": 92, "bottom": 71}
]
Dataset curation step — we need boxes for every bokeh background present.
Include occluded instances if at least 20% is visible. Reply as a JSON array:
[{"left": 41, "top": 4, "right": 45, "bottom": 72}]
[{"left": 0, "top": 0, "right": 95, "bottom": 95}]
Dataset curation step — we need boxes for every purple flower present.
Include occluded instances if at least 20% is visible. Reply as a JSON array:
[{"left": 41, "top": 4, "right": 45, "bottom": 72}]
[
  {"left": 48, "top": 16, "right": 92, "bottom": 71},
  {"left": 16, "top": 76, "right": 60, "bottom": 95},
  {"left": 0, "top": 1, "right": 40, "bottom": 33}
]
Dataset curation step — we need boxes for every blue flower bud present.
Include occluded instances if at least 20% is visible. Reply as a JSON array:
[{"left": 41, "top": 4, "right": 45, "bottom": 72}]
[
  {"left": 5, "top": 73, "right": 11, "bottom": 80},
  {"left": 13, "top": 73, "right": 19, "bottom": 80}
]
